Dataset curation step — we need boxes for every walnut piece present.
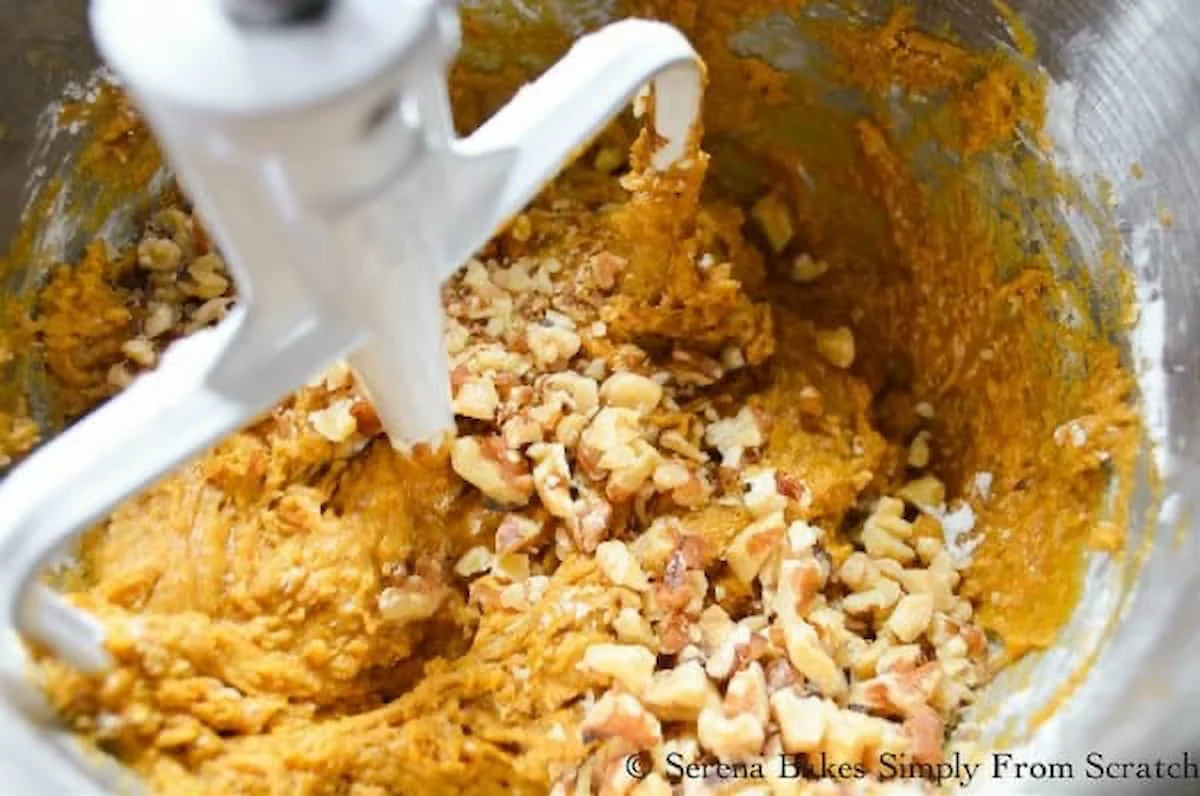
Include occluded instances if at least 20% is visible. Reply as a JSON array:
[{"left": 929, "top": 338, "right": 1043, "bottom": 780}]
[
  {"left": 596, "top": 540, "right": 651, "bottom": 592},
  {"left": 697, "top": 705, "right": 765, "bottom": 761},
  {"left": 580, "top": 643, "right": 656, "bottom": 695},
  {"left": 450, "top": 435, "right": 534, "bottom": 506},
  {"left": 704, "top": 406, "right": 766, "bottom": 469},
  {"left": 600, "top": 372, "right": 663, "bottom": 414},
  {"left": 581, "top": 691, "right": 662, "bottom": 750},
  {"left": 641, "top": 660, "right": 714, "bottom": 721}
]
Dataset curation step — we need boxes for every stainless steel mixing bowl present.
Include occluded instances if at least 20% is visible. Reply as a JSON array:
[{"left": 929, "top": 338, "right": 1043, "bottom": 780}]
[{"left": 0, "top": 0, "right": 1197, "bottom": 793}]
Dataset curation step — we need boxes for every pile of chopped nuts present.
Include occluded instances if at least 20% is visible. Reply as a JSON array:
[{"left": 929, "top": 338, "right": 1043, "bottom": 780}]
[
  {"left": 555, "top": 483, "right": 988, "bottom": 795},
  {"left": 107, "top": 207, "right": 236, "bottom": 389},
  {"left": 351, "top": 213, "right": 993, "bottom": 794}
]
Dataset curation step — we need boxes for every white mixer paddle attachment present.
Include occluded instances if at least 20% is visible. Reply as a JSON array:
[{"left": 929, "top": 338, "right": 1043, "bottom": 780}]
[{"left": 0, "top": 0, "right": 704, "bottom": 773}]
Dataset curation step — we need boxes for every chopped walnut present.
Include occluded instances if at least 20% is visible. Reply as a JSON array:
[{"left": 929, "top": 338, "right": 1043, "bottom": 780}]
[
  {"left": 851, "top": 663, "right": 942, "bottom": 719},
  {"left": 309, "top": 398, "right": 358, "bottom": 443},
  {"left": 815, "top": 326, "right": 856, "bottom": 369},
  {"left": 121, "top": 337, "right": 157, "bottom": 369},
  {"left": 697, "top": 605, "right": 735, "bottom": 654},
  {"left": 450, "top": 435, "right": 534, "bottom": 506},
  {"left": 876, "top": 644, "right": 924, "bottom": 675},
  {"left": 491, "top": 552, "right": 530, "bottom": 583},
  {"left": 704, "top": 406, "right": 766, "bottom": 469},
  {"left": 445, "top": 320, "right": 470, "bottom": 355},
  {"left": 655, "top": 565, "right": 707, "bottom": 618},
  {"left": 580, "top": 643, "right": 656, "bottom": 695},
  {"left": 809, "top": 605, "right": 861, "bottom": 667},
  {"left": 465, "top": 343, "right": 530, "bottom": 380},
  {"left": 570, "top": 489, "right": 614, "bottom": 553},
  {"left": 600, "top": 372, "right": 663, "bottom": 413},
  {"left": 789, "top": 253, "right": 830, "bottom": 283},
  {"left": 903, "top": 704, "right": 944, "bottom": 764},
  {"left": 885, "top": 593, "right": 935, "bottom": 643},
  {"left": 502, "top": 413, "right": 544, "bottom": 448},
  {"left": 527, "top": 442, "right": 574, "bottom": 519},
  {"left": 543, "top": 372, "right": 600, "bottom": 415},
  {"left": 764, "top": 659, "right": 801, "bottom": 694},
  {"left": 659, "top": 429, "right": 708, "bottom": 463},
  {"left": 554, "top": 413, "right": 589, "bottom": 448},
  {"left": 589, "top": 251, "right": 628, "bottom": 291},
  {"left": 841, "top": 577, "right": 902, "bottom": 618},
  {"left": 697, "top": 704, "right": 765, "bottom": 761},
  {"left": 142, "top": 303, "right": 177, "bottom": 339},
  {"left": 898, "top": 475, "right": 946, "bottom": 509},
  {"left": 320, "top": 361, "right": 354, "bottom": 391},
  {"left": 183, "top": 253, "right": 230, "bottom": 299},
  {"left": 495, "top": 514, "right": 544, "bottom": 553},
  {"left": 907, "top": 430, "right": 932, "bottom": 469},
  {"left": 652, "top": 460, "right": 690, "bottom": 491},
  {"left": 725, "top": 511, "right": 786, "bottom": 584},
  {"left": 641, "top": 660, "right": 714, "bottom": 721},
  {"left": 454, "top": 546, "right": 493, "bottom": 578},
  {"left": 741, "top": 468, "right": 787, "bottom": 518},
  {"left": 599, "top": 439, "right": 661, "bottom": 502},
  {"left": 838, "top": 552, "right": 878, "bottom": 592},
  {"left": 596, "top": 540, "right": 651, "bottom": 592},
  {"left": 378, "top": 582, "right": 445, "bottom": 623},
  {"left": 656, "top": 614, "right": 693, "bottom": 656},
  {"left": 779, "top": 614, "right": 846, "bottom": 698},
  {"left": 107, "top": 363, "right": 134, "bottom": 389},
  {"left": 527, "top": 321, "right": 582, "bottom": 367},
  {"left": 581, "top": 407, "right": 642, "bottom": 458},
  {"left": 770, "top": 689, "right": 829, "bottom": 754},
  {"left": 705, "top": 623, "right": 765, "bottom": 682},
  {"left": 775, "top": 558, "right": 825, "bottom": 621},
  {"left": 724, "top": 661, "right": 769, "bottom": 725},
  {"left": 189, "top": 297, "right": 232, "bottom": 328},
  {"left": 823, "top": 707, "right": 899, "bottom": 769},
  {"left": 528, "top": 393, "right": 567, "bottom": 434},
  {"left": 453, "top": 375, "right": 500, "bottom": 420},
  {"left": 613, "top": 607, "right": 658, "bottom": 649},
  {"left": 862, "top": 498, "right": 916, "bottom": 564},
  {"left": 786, "top": 520, "right": 822, "bottom": 558},
  {"left": 581, "top": 691, "right": 662, "bottom": 750},
  {"left": 670, "top": 471, "right": 712, "bottom": 508},
  {"left": 902, "top": 566, "right": 955, "bottom": 614},
  {"left": 151, "top": 208, "right": 194, "bottom": 250},
  {"left": 751, "top": 192, "right": 794, "bottom": 253},
  {"left": 137, "top": 237, "right": 182, "bottom": 271}
]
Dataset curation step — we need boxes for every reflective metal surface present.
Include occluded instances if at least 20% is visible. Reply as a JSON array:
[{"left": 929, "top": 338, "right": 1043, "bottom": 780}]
[
  {"left": 0, "top": 0, "right": 1197, "bottom": 793},
  {"left": 974, "top": 3, "right": 1200, "bottom": 789},
  {"left": 0, "top": 0, "right": 92, "bottom": 251}
]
